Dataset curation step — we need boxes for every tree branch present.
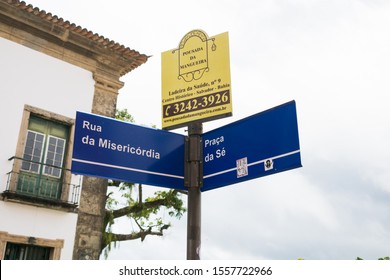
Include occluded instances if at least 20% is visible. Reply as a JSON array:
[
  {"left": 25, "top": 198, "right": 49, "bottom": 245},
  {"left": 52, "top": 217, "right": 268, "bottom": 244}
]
[
  {"left": 110, "top": 189, "right": 181, "bottom": 219},
  {"left": 106, "top": 224, "right": 171, "bottom": 244},
  {"left": 109, "top": 198, "right": 167, "bottom": 219},
  {"left": 138, "top": 184, "right": 142, "bottom": 204}
]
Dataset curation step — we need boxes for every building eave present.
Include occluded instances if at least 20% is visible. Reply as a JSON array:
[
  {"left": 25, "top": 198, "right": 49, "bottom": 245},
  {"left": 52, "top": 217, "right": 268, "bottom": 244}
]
[{"left": 0, "top": 0, "right": 149, "bottom": 76}]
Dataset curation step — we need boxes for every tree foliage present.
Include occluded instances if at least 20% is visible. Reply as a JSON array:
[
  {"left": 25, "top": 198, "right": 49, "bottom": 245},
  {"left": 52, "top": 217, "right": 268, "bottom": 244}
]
[
  {"left": 100, "top": 109, "right": 186, "bottom": 258},
  {"left": 356, "top": 256, "right": 390, "bottom": 260}
]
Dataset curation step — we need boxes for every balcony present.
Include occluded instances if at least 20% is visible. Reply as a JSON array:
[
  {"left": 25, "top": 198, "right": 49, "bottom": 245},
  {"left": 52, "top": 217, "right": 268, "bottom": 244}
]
[{"left": 2, "top": 156, "right": 81, "bottom": 211}]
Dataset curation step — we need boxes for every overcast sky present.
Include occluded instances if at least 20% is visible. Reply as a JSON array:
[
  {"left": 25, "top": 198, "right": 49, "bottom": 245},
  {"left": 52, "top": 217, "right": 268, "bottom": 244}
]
[{"left": 28, "top": 0, "right": 390, "bottom": 260}]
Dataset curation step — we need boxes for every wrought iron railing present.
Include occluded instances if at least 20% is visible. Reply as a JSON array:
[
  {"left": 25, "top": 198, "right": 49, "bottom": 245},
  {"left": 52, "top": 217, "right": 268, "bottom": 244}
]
[{"left": 3, "top": 156, "right": 81, "bottom": 207}]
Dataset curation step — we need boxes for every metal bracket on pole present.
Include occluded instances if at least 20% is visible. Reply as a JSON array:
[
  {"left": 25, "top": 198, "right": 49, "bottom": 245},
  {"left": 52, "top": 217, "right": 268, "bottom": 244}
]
[{"left": 185, "top": 122, "right": 203, "bottom": 260}]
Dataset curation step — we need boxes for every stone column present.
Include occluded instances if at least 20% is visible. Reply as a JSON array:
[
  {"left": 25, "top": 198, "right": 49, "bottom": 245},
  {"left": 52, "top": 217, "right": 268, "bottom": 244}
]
[{"left": 72, "top": 72, "right": 124, "bottom": 260}]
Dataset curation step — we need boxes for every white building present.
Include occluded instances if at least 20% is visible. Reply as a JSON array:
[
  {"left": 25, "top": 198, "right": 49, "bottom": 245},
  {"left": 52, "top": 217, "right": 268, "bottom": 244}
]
[{"left": 0, "top": 0, "right": 147, "bottom": 259}]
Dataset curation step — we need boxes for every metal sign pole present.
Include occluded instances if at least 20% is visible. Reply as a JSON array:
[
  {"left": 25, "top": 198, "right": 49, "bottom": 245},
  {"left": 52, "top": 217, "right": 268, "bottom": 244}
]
[{"left": 185, "top": 122, "right": 203, "bottom": 260}]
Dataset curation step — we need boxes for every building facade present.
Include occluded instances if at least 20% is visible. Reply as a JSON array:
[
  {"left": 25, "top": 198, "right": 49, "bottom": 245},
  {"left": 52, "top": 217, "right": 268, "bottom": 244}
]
[{"left": 0, "top": 0, "right": 147, "bottom": 259}]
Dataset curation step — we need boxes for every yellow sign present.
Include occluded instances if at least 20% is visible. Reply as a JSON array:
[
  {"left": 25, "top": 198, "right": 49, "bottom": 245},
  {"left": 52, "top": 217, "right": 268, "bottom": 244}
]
[{"left": 161, "top": 30, "right": 232, "bottom": 130}]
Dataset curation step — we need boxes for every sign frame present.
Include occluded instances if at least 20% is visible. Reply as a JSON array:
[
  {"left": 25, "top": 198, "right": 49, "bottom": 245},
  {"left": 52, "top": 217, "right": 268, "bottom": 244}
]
[
  {"left": 71, "top": 111, "right": 186, "bottom": 190},
  {"left": 161, "top": 30, "right": 232, "bottom": 130},
  {"left": 202, "top": 100, "right": 302, "bottom": 192}
]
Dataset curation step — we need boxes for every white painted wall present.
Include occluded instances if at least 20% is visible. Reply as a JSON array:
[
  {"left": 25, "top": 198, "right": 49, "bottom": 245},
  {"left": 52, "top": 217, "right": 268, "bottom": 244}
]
[{"left": 0, "top": 37, "right": 94, "bottom": 259}]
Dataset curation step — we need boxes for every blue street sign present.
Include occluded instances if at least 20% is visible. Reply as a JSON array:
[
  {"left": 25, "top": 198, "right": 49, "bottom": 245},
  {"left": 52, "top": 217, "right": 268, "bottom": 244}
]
[
  {"left": 71, "top": 112, "right": 186, "bottom": 190},
  {"left": 202, "top": 100, "right": 302, "bottom": 191}
]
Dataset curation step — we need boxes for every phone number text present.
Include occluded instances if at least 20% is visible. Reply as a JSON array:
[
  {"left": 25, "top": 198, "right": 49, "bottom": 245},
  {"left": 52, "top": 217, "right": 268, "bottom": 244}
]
[{"left": 163, "top": 90, "right": 230, "bottom": 118}]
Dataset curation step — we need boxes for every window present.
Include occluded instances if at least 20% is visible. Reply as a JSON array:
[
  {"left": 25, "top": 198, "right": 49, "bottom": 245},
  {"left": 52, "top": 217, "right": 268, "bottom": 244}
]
[
  {"left": 17, "top": 115, "right": 69, "bottom": 200},
  {"left": 4, "top": 242, "right": 51, "bottom": 260},
  {"left": 21, "top": 131, "right": 66, "bottom": 178},
  {"left": 44, "top": 136, "right": 66, "bottom": 177},
  {"left": 3, "top": 105, "right": 80, "bottom": 208},
  {"left": 21, "top": 131, "right": 45, "bottom": 173},
  {"left": 0, "top": 231, "right": 64, "bottom": 260}
]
